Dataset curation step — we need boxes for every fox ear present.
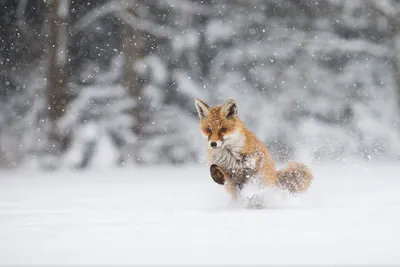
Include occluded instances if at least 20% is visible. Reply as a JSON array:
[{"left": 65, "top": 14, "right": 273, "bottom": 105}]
[
  {"left": 195, "top": 98, "right": 210, "bottom": 120},
  {"left": 222, "top": 99, "right": 237, "bottom": 118}
]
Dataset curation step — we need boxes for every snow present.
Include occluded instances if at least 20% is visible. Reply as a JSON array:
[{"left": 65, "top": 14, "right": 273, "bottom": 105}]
[{"left": 1, "top": 162, "right": 400, "bottom": 265}]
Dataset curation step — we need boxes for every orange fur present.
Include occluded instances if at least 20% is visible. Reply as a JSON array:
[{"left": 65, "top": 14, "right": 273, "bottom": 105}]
[
  {"left": 276, "top": 162, "right": 313, "bottom": 194},
  {"left": 195, "top": 98, "right": 313, "bottom": 200}
]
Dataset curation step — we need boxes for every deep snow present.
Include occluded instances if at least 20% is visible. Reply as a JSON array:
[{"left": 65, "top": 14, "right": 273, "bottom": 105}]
[{"left": 0, "top": 162, "right": 399, "bottom": 264}]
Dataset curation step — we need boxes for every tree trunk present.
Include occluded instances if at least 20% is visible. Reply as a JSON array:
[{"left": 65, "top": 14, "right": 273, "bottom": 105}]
[
  {"left": 45, "top": 0, "right": 71, "bottom": 156},
  {"left": 121, "top": 14, "right": 145, "bottom": 163}
]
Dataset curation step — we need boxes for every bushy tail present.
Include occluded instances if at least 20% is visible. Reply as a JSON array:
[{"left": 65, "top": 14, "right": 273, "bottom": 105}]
[{"left": 276, "top": 162, "right": 313, "bottom": 194}]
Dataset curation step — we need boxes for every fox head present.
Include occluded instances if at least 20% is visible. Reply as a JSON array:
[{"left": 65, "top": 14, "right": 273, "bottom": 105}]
[{"left": 194, "top": 98, "right": 243, "bottom": 149}]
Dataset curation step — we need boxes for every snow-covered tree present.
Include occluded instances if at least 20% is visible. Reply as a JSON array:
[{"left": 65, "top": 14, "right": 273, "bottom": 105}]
[{"left": 1, "top": 0, "right": 400, "bottom": 169}]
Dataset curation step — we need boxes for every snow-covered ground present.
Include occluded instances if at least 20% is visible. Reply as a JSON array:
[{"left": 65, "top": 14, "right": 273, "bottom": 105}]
[{"left": 1, "top": 161, "right": 400, "bottom": 265}]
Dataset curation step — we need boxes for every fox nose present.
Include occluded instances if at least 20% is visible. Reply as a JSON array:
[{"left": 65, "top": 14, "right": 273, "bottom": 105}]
[{"left": 210, "top": 142, "right": 217, "bottom": 148}]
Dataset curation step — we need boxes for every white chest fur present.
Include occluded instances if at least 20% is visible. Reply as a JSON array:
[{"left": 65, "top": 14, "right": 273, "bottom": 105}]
[
  {"left": 211, "top": 146, "right": 242, "bottom": 170},
  {"left": 209, "top": 131, "right": 251, "bottom": 171}
]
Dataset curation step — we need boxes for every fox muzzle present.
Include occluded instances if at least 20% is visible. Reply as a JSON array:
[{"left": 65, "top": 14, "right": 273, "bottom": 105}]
[{"left": 209, "top": 140, "right": 222, "bottom": 149}]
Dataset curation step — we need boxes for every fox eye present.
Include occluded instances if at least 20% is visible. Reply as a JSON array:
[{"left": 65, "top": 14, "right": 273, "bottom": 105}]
[
  {"left": 206, "top": 128, "right": 211, "bottom": 133},
  {"left": 221, "top": 127, "right": 227, "bottom": 132}
]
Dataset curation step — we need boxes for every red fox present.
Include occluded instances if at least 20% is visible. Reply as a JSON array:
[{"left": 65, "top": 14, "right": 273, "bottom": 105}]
[{"left": 195, "top": 98, "right": 313, "bottom": 201}]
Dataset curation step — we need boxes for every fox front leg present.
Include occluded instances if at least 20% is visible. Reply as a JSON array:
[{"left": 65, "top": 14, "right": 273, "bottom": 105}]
[{"left": 210, "top": 164, "right": 226, "bottom": 185}]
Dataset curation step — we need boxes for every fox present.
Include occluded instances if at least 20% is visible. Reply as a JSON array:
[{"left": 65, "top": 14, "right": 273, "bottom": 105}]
[{"left": 194, "top": 98, "right": 313, "bottom": 202}]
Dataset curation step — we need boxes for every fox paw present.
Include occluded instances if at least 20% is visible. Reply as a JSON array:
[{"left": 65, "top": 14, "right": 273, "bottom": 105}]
[{"left": 210, "top": 164, "right": 225, "bottom": 185}]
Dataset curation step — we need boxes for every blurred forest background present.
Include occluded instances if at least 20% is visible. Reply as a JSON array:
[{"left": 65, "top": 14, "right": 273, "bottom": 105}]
[{"left": 1, "top": 0, "right": 400, "bottom": 170}]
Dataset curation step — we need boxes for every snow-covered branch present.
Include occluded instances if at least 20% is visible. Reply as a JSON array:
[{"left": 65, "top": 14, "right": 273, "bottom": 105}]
[
  {"left": 58, "top": 0, "right": 70, "bottom": 19},
  {"left": 73, "top": 0, "right": 177, "bottom": 38},
  {"left": 16, "top": 0, "right": 28, "bottom": 23},
  {"left": 305, "top": 32, "right": 393, "bottom": 58},
  {"left": 160, "top": 0, "right": 213, "bottom": 15},
  {"left": 16, "top": 0, "right": 34, "bottom": 37},
  {"left": 56, "top": 0, "right": 70, "bottom": 66},
  {"left": 368, "top": 0, "right": 398, "bottom": 17},
  {"left": 73, "top": 0, "right": 132, "bottom": 31},
  {"left": 117, "top": 11, "right": 177, "bottom": 39}
]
